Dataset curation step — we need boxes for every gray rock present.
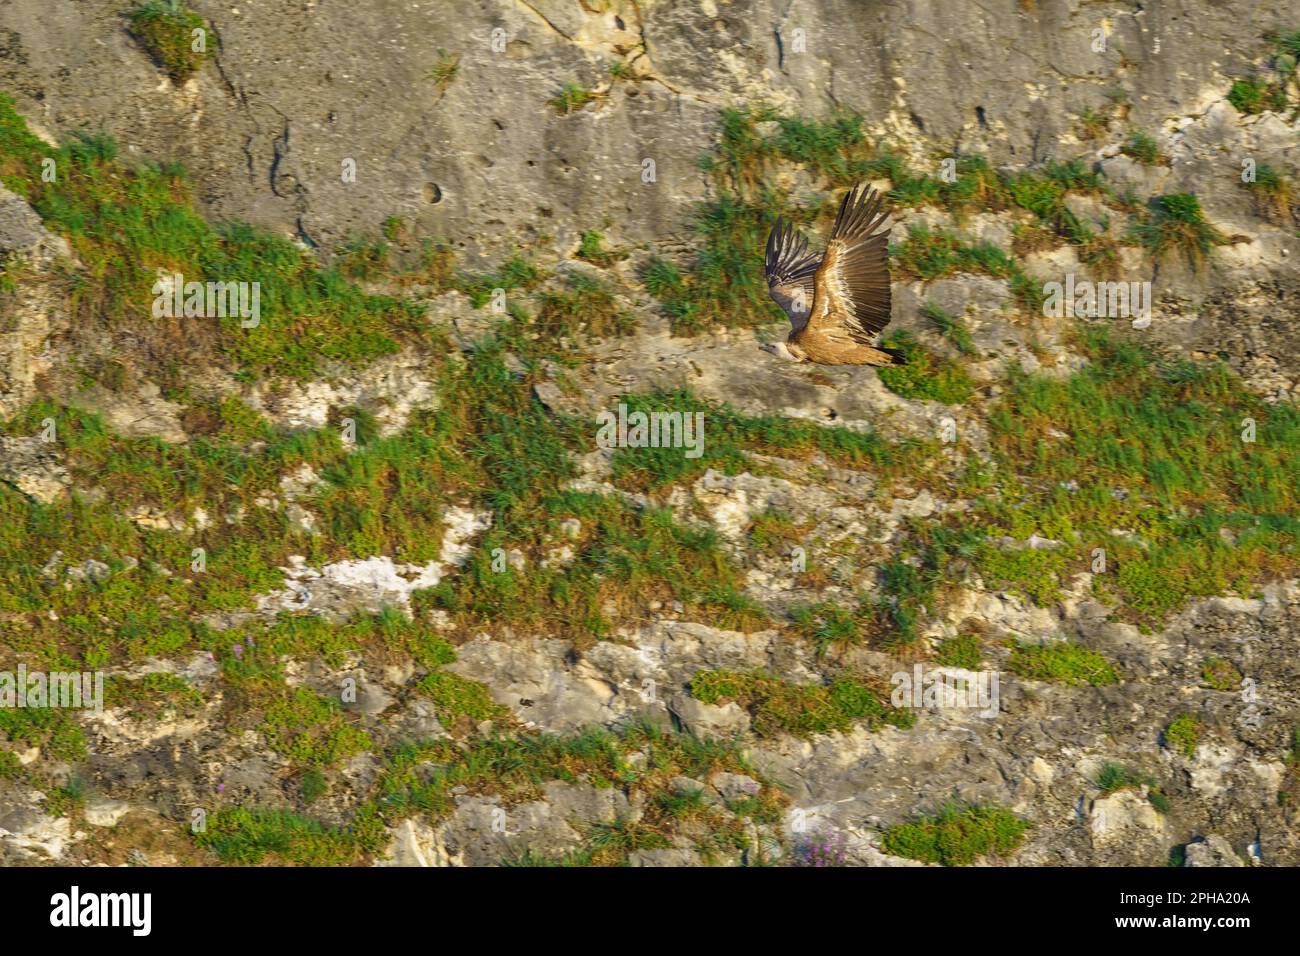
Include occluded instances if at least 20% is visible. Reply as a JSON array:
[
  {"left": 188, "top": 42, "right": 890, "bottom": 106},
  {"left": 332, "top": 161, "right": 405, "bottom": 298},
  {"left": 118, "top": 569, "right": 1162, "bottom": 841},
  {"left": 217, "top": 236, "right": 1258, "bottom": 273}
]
[
  {"left": 0, "top": 436, "right": 69, "bottom": 503},
  {"left": 627, "top": 848, "right": 701, "bottom": 867},
  {"left": 0, "top": 186, "right": 71, "bottom": 420},
  {"left": 1184, "top": 835, "right": 1244, "bottom": 868},
  {"left": 83, "top": 797, "right": 132, "bottom": 828},
  {"left": 709, "top": 772, "right": 762, "bottom": 803}
]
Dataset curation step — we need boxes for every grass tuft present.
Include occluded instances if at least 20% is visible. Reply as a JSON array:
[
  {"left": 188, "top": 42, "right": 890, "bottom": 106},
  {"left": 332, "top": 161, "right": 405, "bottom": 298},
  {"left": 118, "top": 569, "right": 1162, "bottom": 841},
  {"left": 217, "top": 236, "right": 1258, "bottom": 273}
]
[
  {"left": 882, "top": 802, "right": 1030, "bottom": 866},
  {"left": 689, "top": 669, "right": 914, "bottom": 738},
  {"left": 877, "top": 330, "right": 976, "bottom": 404},
  {"left": 128, "top": 1, "right": 213, "bottom": 84},
  {"left": 1007, "top": 641, "right": 1119, "bottom": 686},
  {"left": 1164, "top": 713, "right": 1203, "bottom": 758},
  {"left": 1130, "top": 193, "right": 1228, "bottom": 272}
]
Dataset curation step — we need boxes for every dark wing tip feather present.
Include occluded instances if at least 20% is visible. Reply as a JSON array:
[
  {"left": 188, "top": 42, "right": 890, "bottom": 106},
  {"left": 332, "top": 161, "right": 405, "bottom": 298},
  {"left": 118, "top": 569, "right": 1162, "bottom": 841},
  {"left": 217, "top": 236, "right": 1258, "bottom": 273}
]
[
  {"left": 832, "top": 183, "right": 891, "bottom": 242},
  {"left": 765, "top": 216, "right": 822, "bottom": 331},
  {"left": 764, "top": 216, "right": 785, "bottom": 268},
  {"left": 764, "top": 216, "right": 818, "bottom": 286}
]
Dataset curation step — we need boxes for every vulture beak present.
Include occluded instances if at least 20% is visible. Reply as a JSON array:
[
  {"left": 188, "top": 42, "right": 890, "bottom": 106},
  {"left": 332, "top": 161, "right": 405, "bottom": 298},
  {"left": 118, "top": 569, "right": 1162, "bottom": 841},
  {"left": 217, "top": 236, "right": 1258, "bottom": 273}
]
[{"left": 761, "top": 340, "right": 800, "bottom": 362}]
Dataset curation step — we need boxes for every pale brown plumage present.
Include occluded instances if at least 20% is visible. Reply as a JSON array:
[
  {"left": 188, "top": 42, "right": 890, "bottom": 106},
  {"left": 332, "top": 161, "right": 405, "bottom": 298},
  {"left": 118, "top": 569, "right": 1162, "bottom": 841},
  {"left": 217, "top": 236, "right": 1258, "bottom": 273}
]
[{"left": 763, "top": 183, "right": 896, "bottom": 365}]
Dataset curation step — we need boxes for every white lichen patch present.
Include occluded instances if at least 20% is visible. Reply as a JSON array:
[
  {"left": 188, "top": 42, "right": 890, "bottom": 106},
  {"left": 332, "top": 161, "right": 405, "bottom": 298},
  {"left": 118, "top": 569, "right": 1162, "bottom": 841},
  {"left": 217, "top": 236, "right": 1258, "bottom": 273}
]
[{"left": 251, "top": 506, "right": 491, "bottom": 619}]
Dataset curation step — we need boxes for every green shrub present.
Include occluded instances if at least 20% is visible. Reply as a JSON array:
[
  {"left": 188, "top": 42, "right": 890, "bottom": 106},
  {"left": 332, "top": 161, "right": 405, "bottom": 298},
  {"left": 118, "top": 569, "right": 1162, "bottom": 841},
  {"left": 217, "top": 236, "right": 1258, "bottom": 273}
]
[
  {"left": 1164, "top": 714, "right": 1202, "bottom": 758},
  {"left": 415, "top": 671, "right": 508, "bottom": 726},
  {"left": 877, "top": 330, "right": 976, "bottom": 404},
  {"left": 129, "top": 1, "right": 213, "bottom": 83},
  {"left": 1200, "top": 657, "right": 1242, "bottom": 692},
  {"left": 1007, "top": 641, "right": 1118, "bottom": 686},
  {"left": 1120, "top": 130, "right": 1164, "bottom": 166},
  {"left": 551, "top": 83, "right": 598, "bottom": 114},
  {"left": 689, "top": 669, "right": 913, "bottom": 738},
  {"left": 935, "top": 633, "right": 983, "bottom": 669},
  {"left": 1130, "top": 194, "right": 1228, "bottom": 271},
  {"left": 882, "top": 802, "right": 1030, "bottom": 866}
]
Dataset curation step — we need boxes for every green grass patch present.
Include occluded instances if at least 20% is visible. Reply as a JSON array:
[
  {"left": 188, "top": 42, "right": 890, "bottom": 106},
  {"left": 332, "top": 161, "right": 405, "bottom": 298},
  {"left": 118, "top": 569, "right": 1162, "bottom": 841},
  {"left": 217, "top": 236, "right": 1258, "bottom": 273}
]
[
  {"left": 872, "top": 524, "right": 987, "bottom": 646},
  {"left": 0, "top": 705, "right": 87, "bottom": 762},
  {"left": 106, "top": 671, "right": 203, "bottom": 718},
  {"left": 921, "top": 300, "right": 976, "bottom": 355},
  {"left": 530, "top": 272, "right": 635, "bottom": 341},
  {"left": 1200, "top": 656, "right": 1242, "bottom": 692},
  {"left": 0, "top": 95, "right": 424, "bottom": 382},
  {"left": 882, "top": 802, "right": 1030, "bottom": 866},
  {"left": 452, "top": 254, "right": 542, "bottom": 309},
  {"left": 792, "top": 524, "right": 985, "bottom": 651},
  {"left": 428, "top": 492, "right": 768, "bottom": 645},
  {"left": 414, "top": 671, "right": 509, "bottom": 727},
  {"left": 1241, "top": 162, "right": 1294, "bottom": 224},
  {"left": 1007, "top": 641, "right": 1118, "bottom": 686},
  {"left": 1096, "top": 762, "right": 1169, "bottom": 812},
  {"left": 428, "top": 48, "right": 460, "bottom": 94},
  {"left": 0, "top": 394, "right": 469, "bottom": 667},
  {"left": 877, "top": 330, "right": 975, "bottom": 404},
  {"left": 194, "top": 806, "right": 381, "bottom": 865},
  {"left": 689, "top": 669, "right": 914, "bottom": 738},
  {"left": 366, "top": 721, "right": 784, "bottom": 865},
  {"left": 1120, "top": 129, "right": 1165, "bottom": 166},
  {"left": 1096, "top": 761, "right": 1145, "bottom": 794},
  {"left": 791, "top": 601, "right": 865, "bottom": 653},
  {"left": 128, "top": 1, "right": 213, "bottom": 84},
  {"left": 890, "top": 225, "right": 1043, "bottom": 312},
  {"left": 575, "top": 230, "right": 623, "bottom": 267},
  {"left": 1130, "top": 193, "right": 1228, "bottom": 272},
  {"left": 1226, "top": 33, "right": 1297, "bottom": 116},
  {"left": 934, "top": 633, "right": 983, "bottom": 669},
  {"left": 550, "top": 83, "right": 599, "bottom": 114},
  {"left": 979, "top": 330, "right": 1300, "bottom": 628},
  {"left": 605, "top": 387, "right": 924, "bottom": 494},
  {"left": 259, "top": 686, "right": 373, "bottom": 769},
  {"left": 975, "top": 542, "right": 1069, "bottom": 606},
  {"left": 1164, "top": 714, "right": 1203, "bottom": 758},
  {"left": 1077, "top": 107, "right": 1111, "bottom": 140}
]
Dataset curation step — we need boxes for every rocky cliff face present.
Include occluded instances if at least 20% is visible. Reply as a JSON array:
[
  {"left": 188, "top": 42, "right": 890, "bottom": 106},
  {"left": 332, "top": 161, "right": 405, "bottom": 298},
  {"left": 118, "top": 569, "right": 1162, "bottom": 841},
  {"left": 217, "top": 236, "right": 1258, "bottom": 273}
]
[
  {"left": 0, "top": 1, "right": 1298, "bottom": 868},
  {"left": 0, "top": 2, "right": 1292, "bottom": 248}
]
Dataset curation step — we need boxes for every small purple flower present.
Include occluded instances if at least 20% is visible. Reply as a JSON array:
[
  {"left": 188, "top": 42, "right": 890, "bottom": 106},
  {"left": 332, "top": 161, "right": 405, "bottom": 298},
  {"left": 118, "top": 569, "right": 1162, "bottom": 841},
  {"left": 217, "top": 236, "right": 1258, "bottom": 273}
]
[
  {"left": 792, "top": 829, "right": 848, "bottom": 867},
  {"left": 232, "top": 643, "right": 243, "bottom": 659},
  {"left": 245, "top": 635, "right": 255, "bottom": 647},
  {"left": 217, "top": 783, "right": 225, "bottom": 795}
]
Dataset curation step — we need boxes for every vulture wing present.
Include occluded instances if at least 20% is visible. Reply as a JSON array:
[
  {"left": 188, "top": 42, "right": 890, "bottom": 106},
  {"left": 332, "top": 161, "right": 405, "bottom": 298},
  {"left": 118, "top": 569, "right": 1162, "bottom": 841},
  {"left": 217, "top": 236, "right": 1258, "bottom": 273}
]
[
  {"left": 763, "top": 217, "right": 821, "bottom": 333},
  {"left": 798, "top": 184, "right": 892, "bottom": 347}
]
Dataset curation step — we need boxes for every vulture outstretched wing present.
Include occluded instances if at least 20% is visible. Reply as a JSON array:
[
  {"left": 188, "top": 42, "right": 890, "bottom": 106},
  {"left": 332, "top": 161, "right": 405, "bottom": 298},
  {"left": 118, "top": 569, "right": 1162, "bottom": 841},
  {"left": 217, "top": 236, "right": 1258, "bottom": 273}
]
[
  {"left": 763, "top": 217, "right": 821, "bottom": 332},
  {"left": 799, "top": 184, "right": 892, "bottom": 347}
]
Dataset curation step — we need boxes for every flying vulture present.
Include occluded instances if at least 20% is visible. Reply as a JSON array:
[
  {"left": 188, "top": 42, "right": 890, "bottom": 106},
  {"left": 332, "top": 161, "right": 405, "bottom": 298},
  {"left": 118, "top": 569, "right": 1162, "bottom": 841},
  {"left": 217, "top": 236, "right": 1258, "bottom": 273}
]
[{"left": 762, "top": 183, "right": 898, "bottom": 365}]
